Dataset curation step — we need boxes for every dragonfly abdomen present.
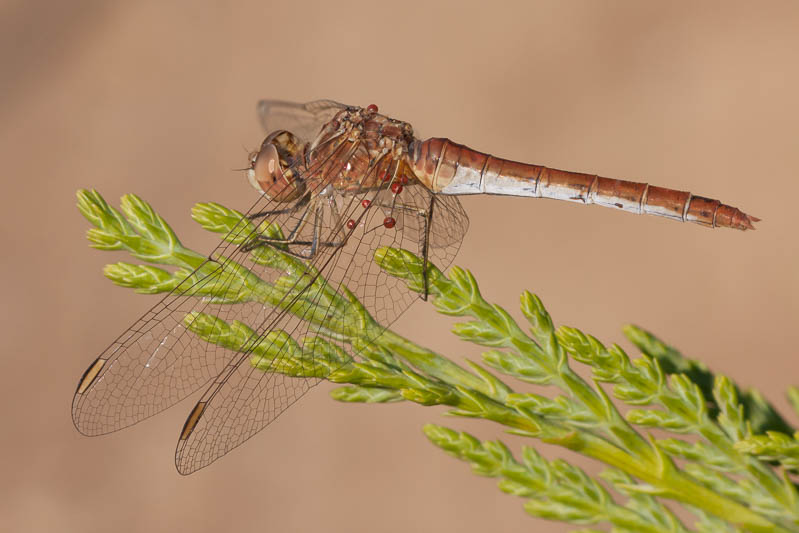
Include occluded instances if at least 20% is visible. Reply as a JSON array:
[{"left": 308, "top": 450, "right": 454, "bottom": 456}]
[{"left": 410, "top": 137, "right": 758, "bottom": 230}]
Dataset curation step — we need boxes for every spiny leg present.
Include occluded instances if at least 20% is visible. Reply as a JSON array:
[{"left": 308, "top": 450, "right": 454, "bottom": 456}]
[
  {"left": 240, "top": 201, "right": 314, "bottom": 254},
  {"left": 365, "top": 193, "right": 434, "bottom": 300},
  {"left": 420, "top": 196, "right": 434, "bottom": 301},
  {"left": 242, "top": 203, "right": 348, "bottom": 259},
  {"left": 247, "top": 192, "right": 311, "bottom": 221},
  {"left": 305, "top": 205, "right": 322, "bottom": 259}
]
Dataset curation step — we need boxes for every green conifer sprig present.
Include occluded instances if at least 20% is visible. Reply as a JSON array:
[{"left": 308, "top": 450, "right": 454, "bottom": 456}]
[{"left": 77, "top": 189, "right": 799, "bottom": 532}]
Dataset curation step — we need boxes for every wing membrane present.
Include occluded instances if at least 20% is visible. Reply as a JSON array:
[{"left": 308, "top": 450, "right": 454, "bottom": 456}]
[
  {"left": 71, "top": 133, "right": 352, "bottom": 436},
  {"left": 174, "top": 164, "right": 469, "bottom": 473},
  {"left": 257, "top": 99, "right": 347, "bottom": 143},
  {"left": 74, "top": 105, "right": 471, "bottom": 473},
  {"left": 371, "top": 184, "right": 469, "bottom": 248}
]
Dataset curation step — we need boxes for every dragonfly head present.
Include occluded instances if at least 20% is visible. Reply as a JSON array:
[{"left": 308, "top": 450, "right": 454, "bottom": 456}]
[{"left": 247, "top": 130, "right": 306, "bottom": 202}]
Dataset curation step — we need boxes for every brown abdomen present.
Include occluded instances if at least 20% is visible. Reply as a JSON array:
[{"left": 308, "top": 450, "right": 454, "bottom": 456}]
[{"left": 410, "top": 137, "right": 758, "bottom": 230}]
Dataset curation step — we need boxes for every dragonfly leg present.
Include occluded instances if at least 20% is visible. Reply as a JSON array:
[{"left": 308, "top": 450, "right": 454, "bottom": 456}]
[
  {"left": 368, "top": 196, "right": 433, "bottom": 300},
  {"left": 284, "top": 208, "right": 348, "bottom": 258},
  {"left": 420, "top": 196, "right": 434, "bottom": 301},
  {"left": 240, "top": 201, "right": 314, "bottom": 254},
  {"left": 241, "top": 203, "right": 347, "bottom": 260},
  {"left": 304, "top": 207, "right": 322, "bottom": 258},
  {"left": 247, "top": 193, "right": 311, "bottom": 221},
  {"left": 242, "top": 233, "right": 346, "bottom": 259}
]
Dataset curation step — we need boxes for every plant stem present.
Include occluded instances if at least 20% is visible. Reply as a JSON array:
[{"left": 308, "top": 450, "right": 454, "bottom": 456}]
[
  {"left": 376, "top": 329, "right": 504, "bottom": 399},
  {"left": 375, "top": 328, "right": 789, "bottom": 532},
  {"left": 576, "top": 434, "right": 787, "bottom": 533}
]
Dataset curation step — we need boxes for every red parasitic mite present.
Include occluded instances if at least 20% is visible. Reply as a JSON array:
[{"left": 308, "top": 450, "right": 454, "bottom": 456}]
[
  {"left": 390, "top": 183, "right": 403, "bottom": 194},
  {"left": 366, "top": 104, "right": 378, "bottom": 113},
  {"left": 383, "top": 217, "right": 396, "bottom": 229},
  {"left": 361, "top": 199, "right": 371, "bottom": 208},
  {"left": 400, "top": 175, "right": 409, "bottom": 185},
  {"left": 381, "top": 170, "right": 391, "bottom": 182},
  {"left": 346, "top": 219, "right": 356, "bottom": 230}
]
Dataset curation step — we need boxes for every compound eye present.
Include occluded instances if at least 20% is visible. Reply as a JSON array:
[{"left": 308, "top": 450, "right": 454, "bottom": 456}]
[
  {"left": 252, "top": 143, "right": 284, "bottom": 187},
  {"left": 246, "top": 130, "right": 305, "bottom": 202}
]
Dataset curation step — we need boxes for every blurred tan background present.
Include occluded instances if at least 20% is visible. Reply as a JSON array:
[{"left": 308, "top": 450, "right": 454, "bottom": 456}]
[{"left": 2, "top": 1, "right": 799, "bottom": 531}]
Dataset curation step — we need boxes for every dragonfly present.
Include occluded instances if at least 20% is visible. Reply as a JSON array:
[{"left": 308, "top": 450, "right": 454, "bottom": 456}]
[{"left": 72, "top": 99, "right": 758, "bottom": 474}]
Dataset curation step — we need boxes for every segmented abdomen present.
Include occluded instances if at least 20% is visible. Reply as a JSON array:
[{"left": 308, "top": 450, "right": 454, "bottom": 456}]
[{"left": 410, "top": 137, "right": 758, "bottom": 230}]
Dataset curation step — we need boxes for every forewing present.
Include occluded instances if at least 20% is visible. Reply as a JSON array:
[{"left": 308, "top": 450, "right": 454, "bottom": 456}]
[
  {"left": 257, "top": 99, "right": 348, "bottom": 143},
  {"left": 174, "top": 228, "right": 355, "bottom": 474},
  {"left": 75, "top": 110, "right": 470, "bottom": 472},
  {"left": 174, "top": 171, "right": 469, "bottom": 474},
  {"left": 71, "top": 132, "right": 353, "bottom": 436}
]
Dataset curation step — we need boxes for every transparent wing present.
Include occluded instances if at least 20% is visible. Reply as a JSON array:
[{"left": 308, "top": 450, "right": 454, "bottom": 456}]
[
  {"left": 174, "top": 166, "right": 468, "bottom": 474},
  {"left": 71, "top": 132, "right": 353, "bottom": 436},
  {"left": 257, "top": 99, "right": 348, "bottom": 143},
  {"left": 73, "top": 114, "right": 469, "bottom": 472},
  {"left": 371, "top": 183, "right": 469, "bottom": 248}
]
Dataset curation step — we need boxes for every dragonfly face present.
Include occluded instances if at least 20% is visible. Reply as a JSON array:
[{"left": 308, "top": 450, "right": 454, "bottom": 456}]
[{"left": 247, "top": 129, "right": 306, "bottom": 202}]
